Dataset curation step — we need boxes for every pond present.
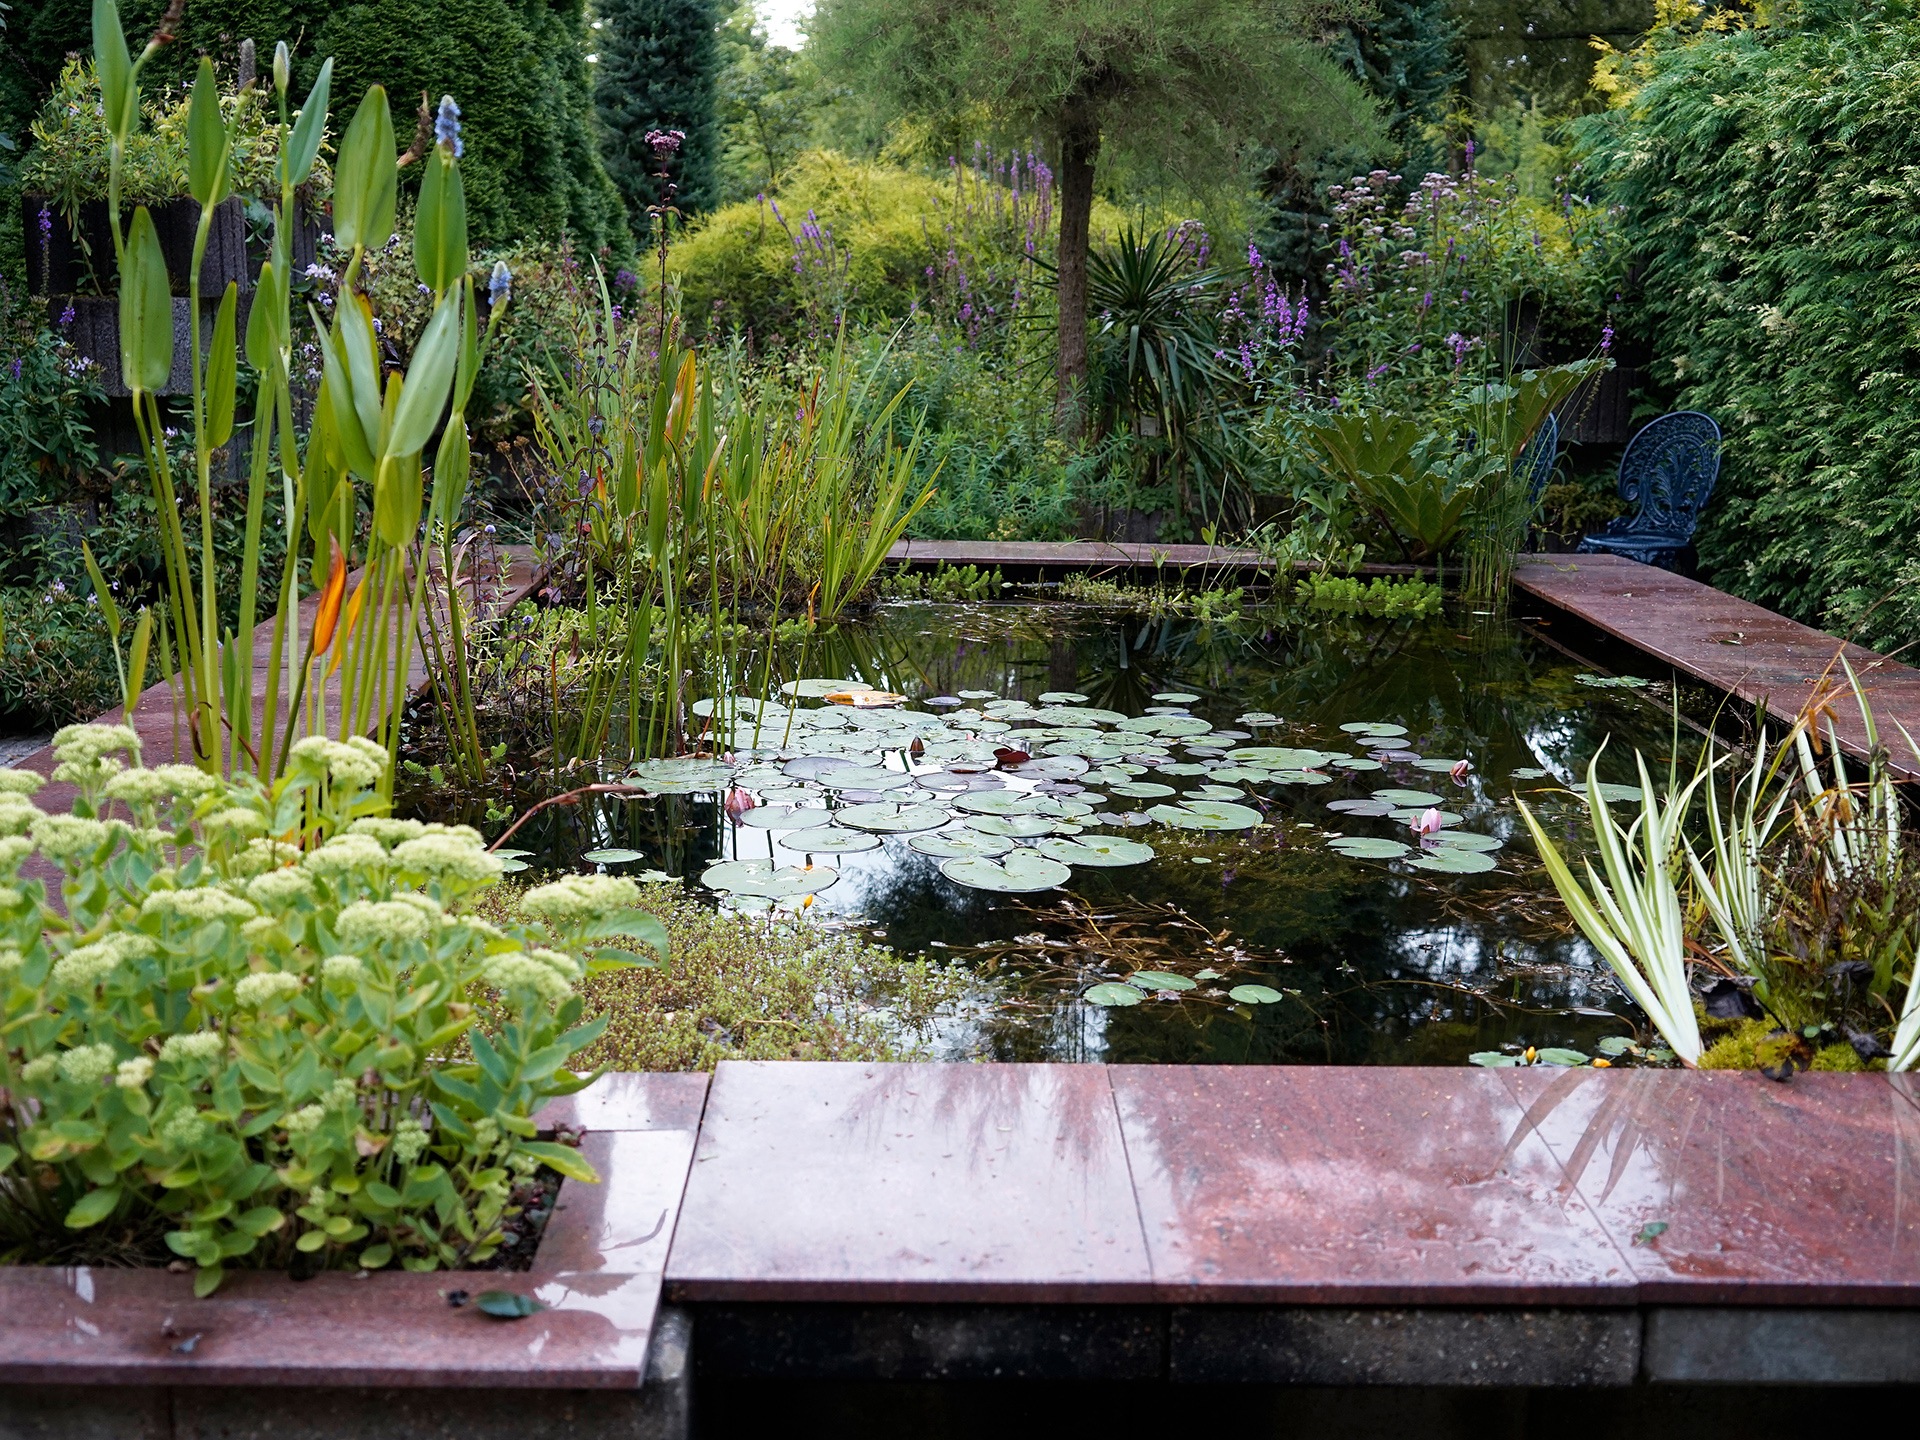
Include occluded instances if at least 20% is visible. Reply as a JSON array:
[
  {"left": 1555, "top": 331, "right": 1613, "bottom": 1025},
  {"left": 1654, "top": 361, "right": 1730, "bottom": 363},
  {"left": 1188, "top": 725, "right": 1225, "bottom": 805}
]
[{"left": 407, "top": 597, "right": 1704, "bottom": 1067}]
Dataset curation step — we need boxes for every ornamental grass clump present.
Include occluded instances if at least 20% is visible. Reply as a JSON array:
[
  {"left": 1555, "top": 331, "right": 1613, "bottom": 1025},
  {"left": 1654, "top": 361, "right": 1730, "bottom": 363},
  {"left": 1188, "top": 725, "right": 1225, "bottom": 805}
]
[{"left": 0, "top": 724, "right": 666, "bottom": 1295}]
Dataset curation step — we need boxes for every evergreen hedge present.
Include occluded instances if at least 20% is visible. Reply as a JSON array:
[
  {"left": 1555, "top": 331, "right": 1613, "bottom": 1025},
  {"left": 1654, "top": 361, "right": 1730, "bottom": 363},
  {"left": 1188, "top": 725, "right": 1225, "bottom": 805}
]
[
  {"left": 1578, "top": 5, "right": 1920, "bottom": 646},
  {"left": 595, "top": 0, "right": 722, "bottom": 230},
  {"left": 3, "top": 0, "right": 626, "bottom": 251}
]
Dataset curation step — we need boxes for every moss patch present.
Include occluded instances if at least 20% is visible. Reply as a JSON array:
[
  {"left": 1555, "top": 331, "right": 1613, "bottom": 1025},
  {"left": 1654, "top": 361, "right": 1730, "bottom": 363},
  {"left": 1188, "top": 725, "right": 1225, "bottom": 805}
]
[{"left": 481, "top": 880, "right": 966, "bottom": 1071}]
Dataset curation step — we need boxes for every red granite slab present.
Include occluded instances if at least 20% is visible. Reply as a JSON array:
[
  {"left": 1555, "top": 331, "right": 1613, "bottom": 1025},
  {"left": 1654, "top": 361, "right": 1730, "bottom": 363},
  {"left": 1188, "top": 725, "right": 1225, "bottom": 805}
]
[
  {"left": 535, "top": 1129, "right": 699, "bottom": 1276},
  {"left": 1513, "top": 553, "right": 1920, "bottom": 781},
  {"left": 534, "top": 1071, "right": 710, "bottom": 1134},
  {"left": 0, "top": 1072, "right": 695, "bottom": 1388},
  {"left": 662, "top": 1060, "right": 1155, "bottom": 1302},
  {"left": 0, "top": 1266, "right": 657, "bottom": 1389},
  {"left": 1500, "top": 1067, "right": 1920, "bottom": 1304},
  {"left": 1110, "top": 1065, "right": 1635, "bottom": 1304}
]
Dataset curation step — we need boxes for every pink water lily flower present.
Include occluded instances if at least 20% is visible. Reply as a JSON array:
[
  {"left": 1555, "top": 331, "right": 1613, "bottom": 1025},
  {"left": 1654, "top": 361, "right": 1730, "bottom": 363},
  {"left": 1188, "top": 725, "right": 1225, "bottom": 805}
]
[
  {"left": 1410, "top": 807, "right": 1445, "bottom": 837},
  {"left": 1450, "top": 759, "right": 1472, "bottom": 784},
  {"left": 723, "top": 788, "right": 757, "bottom": 822}
]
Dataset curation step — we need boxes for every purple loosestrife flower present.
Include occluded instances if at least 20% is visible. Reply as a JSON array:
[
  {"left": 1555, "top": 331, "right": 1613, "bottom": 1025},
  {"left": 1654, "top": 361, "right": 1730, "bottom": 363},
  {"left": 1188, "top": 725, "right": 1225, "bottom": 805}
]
[
  {"left": 435, "top": 95, "right": 463, "bottom": 158},
  {"left": 1366, "top": 362, "right": 1389, "bottom": 384}
]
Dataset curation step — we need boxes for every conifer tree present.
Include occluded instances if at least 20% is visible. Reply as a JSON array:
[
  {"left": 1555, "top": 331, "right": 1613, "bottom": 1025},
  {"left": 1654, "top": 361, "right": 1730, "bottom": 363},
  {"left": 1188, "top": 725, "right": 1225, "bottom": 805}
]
[{"left": 594, "top": 0, "right": 722, "bottom": 231}]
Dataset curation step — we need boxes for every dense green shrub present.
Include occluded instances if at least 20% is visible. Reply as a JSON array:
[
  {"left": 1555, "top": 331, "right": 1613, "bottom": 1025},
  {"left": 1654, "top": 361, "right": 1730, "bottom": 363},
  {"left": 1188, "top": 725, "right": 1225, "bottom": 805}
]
[
  {"left": 0, "top": 726, "right": 665, "bottom": 1292},
  {"left": 5, "top": 1, "right": 626, "bottom": 251},
  {"left": 1577, "top": 4, "right": 1920, "bottom": 645},
  {"left": 595, "top": 0, "right": 723, "bottom": 227}
]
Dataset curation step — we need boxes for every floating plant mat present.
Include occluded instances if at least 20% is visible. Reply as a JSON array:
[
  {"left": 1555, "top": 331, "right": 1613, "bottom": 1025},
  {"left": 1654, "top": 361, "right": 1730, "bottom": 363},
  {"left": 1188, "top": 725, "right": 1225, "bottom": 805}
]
[{"left": 446, "top": 600, "right": 1709, "bottom": 1067}]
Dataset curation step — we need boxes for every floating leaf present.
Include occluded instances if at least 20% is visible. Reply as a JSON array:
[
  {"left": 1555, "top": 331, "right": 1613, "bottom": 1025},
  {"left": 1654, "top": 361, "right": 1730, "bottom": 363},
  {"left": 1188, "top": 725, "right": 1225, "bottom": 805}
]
[
  {"left": 1116, "top": 714, "right": 1212, "bottom": 737},
  {"left": 782, "top": 826, "right": 883, "bottom": 854},
  {"left": 964, "top": 814, "right": 1057, "bottom": 838},
  {"left": 1430, "top": 832, "right": 1502, "bottom": 853},
  {"left": 1596, "top": 1035, "right": 1635, "bottom": 1057},
  {"left": 1155, "top": 762, "right": 1209, "bottom": 777},
  {"left": 1085, "top": 982, "right": 1143, "bottom": 1007},
  {"left": 1511, "top": 767, "right": 1551, "bottom": 781},
  {"left": 1468, "top": 1051, "right": 1521, "bottom": 1067},
  {"left": 953, "top": 789, "right": 1036, "bottom": 816},
  {"left": 1229, "top": 984, "right": 1284, "bottom": 1004},
  {"left": 1194, "top": 967, "right": 1222, "bottom": 980},
  {"left": 820, "top": 764, "right": 914, "bottom": 792},
  {"left": 1131, "top": 970, "right": 1195, "bottom": 991},
  {"left": 1326, "top": 799, "right": 1395, "bottom": 817},
  {"left": 1152, "top": 692, "right": 1200, "bottom": 704},
  {"left": 1374, "top": 788, "right": 1446, "bottom": 806},
  {"left": 700, "top": 859, "right": 839, "bottom": 899},
  {"left": 780, "top": 678, "right": 865, "bottom": 698},
  {"left": 1236, "top": 711, "right": 1280, "bottom": 725},
  {"left": 837, "top": 800, "right": 950, "bottom": 833},
  {"left": 740, "top": 807, "right": 833, "bottom": 830},
  {"left": 1108, "top": 781, "right": 1176, "bottom": 799},
  {"left": 1039, "top": 691, "right": 1088, "bottom": 704},
  {"left": 1147, "top": 800, "right": 1264, "bottom": 831},
  {"left": 939, "top": 851, "right": 1072, "bottom": 893},
  {"left": 582, "top": 848, "right": 644, "bottom": 864},
  {"left": 1408, "top": 849, "right": 1496, "bottom": 874},
  {"left": 908, "top": 830, "right": 1015, "bottom": 859},
  {"left": 1329, "top": 756, "right": 1384, "bottom": 771},
  {"left": 1036, "top": 835, "right": 1155, "bottom": 867},
  {"left": 1327, "top": 837, "right": 1410, "bottom": 859},
  {"left": 1191, "top": 784, "right": 1248, "bottom": 802},
  {"left": 1534, "top": 1047, "right": 1590, "bottom": 1067}
]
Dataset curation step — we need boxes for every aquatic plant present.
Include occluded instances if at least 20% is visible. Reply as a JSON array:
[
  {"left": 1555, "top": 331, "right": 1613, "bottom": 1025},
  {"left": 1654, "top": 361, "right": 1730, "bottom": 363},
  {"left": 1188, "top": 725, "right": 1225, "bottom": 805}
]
[
  {"left": 0, "top": 725, "right": 664, "bottom": 1294},
  {"left": 1518, "top": 747, "right": 1706, "bottom": 1065}
]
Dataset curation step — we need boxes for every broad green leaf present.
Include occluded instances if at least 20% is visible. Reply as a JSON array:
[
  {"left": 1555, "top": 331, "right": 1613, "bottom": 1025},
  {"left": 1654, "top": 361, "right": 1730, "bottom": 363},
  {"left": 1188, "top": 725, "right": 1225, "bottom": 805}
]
[
  {"left": 205, "top": 282, "right": 238, "bottom": 446},
  {"left": 517, "top": 1140, "right": 601, "bottom": 1184},
  {"left": 384, "top": 292, "right": 460, "bottom": 459},
  {"left": 187, "top": 58, "right": 230, "bottom": 209},
  {"left": 1468, "top": 1052, "right": 1520, "bottom": 1067},
  {"left": 285, "top": 60, "right": 334, "bottom": 187},
  {"left": 1131, "top": 970, "right": 1195, "bottom": 991},
  {"left": 246, "top": 259, "right": 286, "bottom": 374},
  {"left": 333, "top": 85, "right": 397, "bottom": 252},
  {"left": 1084, "top": 982, "right": 1143, "bottom": 1007},
  {"left": 119, "top": 208, "right": 173, "bottom": 393},
  {"left": 413, "top": 149, "right": 469, "bottom": 294},
  {"left": 1229, "top": 984, "right": 1285, "bottom": 1004},
  {"left": 92, "top": 0, "right": 135, "bottom": 141},
  {"left": 1534, "top": 1047, "right": 1590, "bottom": 1067},
  {"left": 938, "top": 851, "right": 1070, "bottom": 893},
  {"left": 64, "top": 1185, "right": 122, "bottom": 1229}
]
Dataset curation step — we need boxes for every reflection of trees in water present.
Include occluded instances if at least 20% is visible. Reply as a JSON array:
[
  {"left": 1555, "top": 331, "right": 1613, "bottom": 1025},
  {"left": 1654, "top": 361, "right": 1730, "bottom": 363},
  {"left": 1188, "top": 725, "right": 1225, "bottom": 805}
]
[{"left": 412, "top": 600, "right": 1696, "bottom": 1064}]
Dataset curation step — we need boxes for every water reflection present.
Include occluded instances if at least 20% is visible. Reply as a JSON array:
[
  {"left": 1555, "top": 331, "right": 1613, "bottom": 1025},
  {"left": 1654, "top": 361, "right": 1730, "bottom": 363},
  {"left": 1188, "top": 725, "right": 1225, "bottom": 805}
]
[{"left": 408, "top": 601, "right": 1704, "bottom": 1066}]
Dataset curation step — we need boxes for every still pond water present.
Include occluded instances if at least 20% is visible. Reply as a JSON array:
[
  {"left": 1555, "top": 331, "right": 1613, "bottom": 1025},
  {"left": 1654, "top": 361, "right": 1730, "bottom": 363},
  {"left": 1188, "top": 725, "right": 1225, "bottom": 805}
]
[{"left": 458, "top": 599, "right": 1700, "bottom": 1067}]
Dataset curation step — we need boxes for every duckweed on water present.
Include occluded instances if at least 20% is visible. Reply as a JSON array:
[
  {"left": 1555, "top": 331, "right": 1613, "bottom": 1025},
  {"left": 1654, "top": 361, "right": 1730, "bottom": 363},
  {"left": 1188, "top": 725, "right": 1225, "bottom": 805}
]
[{"left": 477, "top": 881, "right": 966, "bottom": 1071}]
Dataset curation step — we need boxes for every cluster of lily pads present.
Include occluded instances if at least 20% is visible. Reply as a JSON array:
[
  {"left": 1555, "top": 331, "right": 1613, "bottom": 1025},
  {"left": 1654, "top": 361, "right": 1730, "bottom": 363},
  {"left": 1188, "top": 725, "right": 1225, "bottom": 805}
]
[{"left": 590, "top": 679, "right": 1528, "bottom": 911}]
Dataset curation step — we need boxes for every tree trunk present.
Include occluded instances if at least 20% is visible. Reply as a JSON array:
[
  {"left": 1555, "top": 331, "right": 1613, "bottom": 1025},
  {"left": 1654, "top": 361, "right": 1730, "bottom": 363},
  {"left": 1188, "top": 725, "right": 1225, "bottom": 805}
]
[{"left": 1054, "top": 97, "right": 1099, "bottom": 439}]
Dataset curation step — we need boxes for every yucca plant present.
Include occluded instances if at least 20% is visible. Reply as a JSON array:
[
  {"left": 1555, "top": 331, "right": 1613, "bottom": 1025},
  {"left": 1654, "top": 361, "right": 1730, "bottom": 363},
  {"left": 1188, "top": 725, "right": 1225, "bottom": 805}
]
[{"left": 1518, "top": 746, "right": 1709, "bottom": 1065}]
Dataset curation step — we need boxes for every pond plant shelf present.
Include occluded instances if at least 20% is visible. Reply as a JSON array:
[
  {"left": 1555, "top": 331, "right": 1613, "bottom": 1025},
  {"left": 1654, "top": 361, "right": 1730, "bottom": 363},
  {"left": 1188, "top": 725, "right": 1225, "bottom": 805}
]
[{"left": 4, "top": 1063, "right": 1917, "bottom": 1438}]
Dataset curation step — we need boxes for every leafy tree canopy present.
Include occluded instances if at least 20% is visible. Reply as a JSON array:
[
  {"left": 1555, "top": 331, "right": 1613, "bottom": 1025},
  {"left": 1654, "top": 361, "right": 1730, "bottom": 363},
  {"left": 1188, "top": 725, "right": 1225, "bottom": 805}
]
[{"left": 596, "top": 0, "right": 722, "bottom": 230}]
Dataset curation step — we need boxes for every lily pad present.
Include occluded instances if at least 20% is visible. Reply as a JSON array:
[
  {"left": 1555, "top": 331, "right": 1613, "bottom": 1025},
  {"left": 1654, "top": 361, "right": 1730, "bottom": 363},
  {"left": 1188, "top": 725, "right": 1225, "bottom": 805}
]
[
  {"left": 956, "top": 688, "right": 998, "bottom": 700},
  {"left": 820, "top": 764, "right": 914, "bottom": 792},
  {"left": 1329, "top": 756, "right": 1384, "bottom": 771},
  {"left": 740, "top": 806, "right": 833, "bottom": 830},
  {"left": 1035, "top": 835, "right": 1156, "bottom": 867},
  {"left": 939, "top": 851, "right": 1072, "bottom": 893},
  {"left": 1154, "top": 762, "right": 1210, "bottom": 777},
  {"left": 1116, "top": 714, "right": 1213, "bottom": 738},
  {"left": 1340, "top": 721, "right": 1408, "bottom": 736},
  {"left": 1152, "top": 692, "right": 1200, "bottom": 704},
  {"left": 1108, "top": 781, "right": 1176, "bottom": 799},
  {"left": 1408, "top": 849, "right": 1497, "bottom": 874},
  {"left": 1191, "top": 784, "right": 1248, "bottom": 802},
  {"left": 782, "top": 826, "right": 883, "bottom": 854},
  {"left": 582, "top": 848, "right": 645, "bottom": 864},
  {"left": 701, "top": 859, "right": 839, "bottom": 899},
  {"left": 1512, "top": 767, "right": 1551, "bottom": 781},
  {"left": 1585, "top": 783, "right": 1645, "bottom": 804},
  {"left": 1430, "top": 832, "right": 1502, "bottom": 853},
  {"left": 1038, "top": 691, "right": 1088, "bottom": 704},
  {"left": 1374, "top": 788, "right": 1447, "bottom": 806},
  {"left": 1228, "top": 746, "right": 1338, "bottom": 768},
  {"left": 836, "top": 801, "right": 950, "bottom": 833},
  {"left": 1535, "top": 1047, "right": 1590, "bottom": 1066},
  {"left": 1131, "top": 970, "right": 1196, "bottom": 991},
  {"left": 1085, "top": 982, "right": 1143, "bottom": 1007},
  {"left": 1327, "top": 837, "right": 1411, "bottom": 859},
  {"left": 780, "top": 678, "right": 865, "bottom": 699},
  {"left": 964, "top": 814, "right": 1057, "bottom": 838},
  {"left": 1229, "top": 984, "right": 1285, "bottom": 1004},
  {"left": 1236, "top": 711, "right": 1280, "bottom": 726},
  {"left": 1326, "top": 798, "right": 1396, "bottom": 817},
  {"left": 953, "top": 789, "right": 1039, "bottom": 816},
  {"left": 1468, "top": 1051, "right": 1521, "bottom": 1067},
  {"left": 908, "top": 830, "right": 1015, "bottom": 859},
  {"left": 1147, "top": 800, "right": 1264, "bottom": 831}
]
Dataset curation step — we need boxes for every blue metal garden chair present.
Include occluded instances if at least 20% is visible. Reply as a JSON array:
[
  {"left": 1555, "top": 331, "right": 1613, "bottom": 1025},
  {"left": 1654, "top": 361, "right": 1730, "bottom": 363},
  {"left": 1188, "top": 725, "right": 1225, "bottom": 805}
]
[
  {"left": 1577, "top": 411, "right": 1722, "bottom": 571},
  {"left": 1523, "top": 412, "right": 1560, "bottom": 508}
]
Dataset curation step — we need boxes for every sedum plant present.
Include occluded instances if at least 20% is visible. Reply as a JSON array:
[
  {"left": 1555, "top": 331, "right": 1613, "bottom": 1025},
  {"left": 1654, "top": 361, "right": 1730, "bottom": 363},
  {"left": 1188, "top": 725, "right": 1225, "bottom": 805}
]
[{"left": 0, "top": 724, "right": 665, "bottom": 1295}]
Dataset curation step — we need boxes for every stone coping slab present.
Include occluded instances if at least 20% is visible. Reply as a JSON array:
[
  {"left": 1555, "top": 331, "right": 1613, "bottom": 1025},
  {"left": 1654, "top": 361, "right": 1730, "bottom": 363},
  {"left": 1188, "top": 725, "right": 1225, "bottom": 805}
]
[
  {"left": 1512, "top": 553, "right": 1920, "bottom": 781},
  {"left": 0, "top": 1073, "right": 704, "bottom": 1390},
  {"left": 665, "top": 1062, "right": 1920, "bottom": 1309}
]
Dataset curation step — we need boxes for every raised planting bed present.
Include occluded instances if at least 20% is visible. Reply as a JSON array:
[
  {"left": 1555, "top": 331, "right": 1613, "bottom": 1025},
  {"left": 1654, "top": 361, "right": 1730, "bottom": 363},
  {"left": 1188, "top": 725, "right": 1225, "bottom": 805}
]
[{"left": 0, "top": 1073, "right": 707, "bottom": 1440}]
